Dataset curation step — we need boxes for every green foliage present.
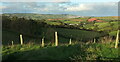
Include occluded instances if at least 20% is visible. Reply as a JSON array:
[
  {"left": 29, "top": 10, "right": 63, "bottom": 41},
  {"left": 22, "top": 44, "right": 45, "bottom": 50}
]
[
  {"left": 46, "top": 21, "right": 61, "bottom": 25},
  {"left": 86, "top": 43, "right": 119, "bottom": 60},
  {"left": 3, "top": 27, "right": 104, "bottom": 45},
  {"left": 2, "top": 13, "right": 120, "bottom": 61},
  {"left": 94, "top": 22, "right": 118, "bottom": 32},
  {"left": 109, "top": 31, "right": 117, "bottom": 36},
  {"left": 95, "top": 16, "right": 118, "bottom": 21},
  {"left": 83, "top": 24, "right": 94, "bottom": 30},
  {"left": 64, "top": 21, "right": 78, "bottom": 24},
  {"left": 2, "top": 42, "right": 119, "bottom": 60},
  {"left": 2, "top": 14, "right": 119, "bottom": 46},
  {"left": 55, "top": 28, "right": 104, "bottom": 41},
  {"left": 110, "top": 22, "right": 119, "bottom": 30}
]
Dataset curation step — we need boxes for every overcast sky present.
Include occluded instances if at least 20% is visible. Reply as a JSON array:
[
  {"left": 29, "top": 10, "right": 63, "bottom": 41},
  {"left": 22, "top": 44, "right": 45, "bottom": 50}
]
[{"left": 0, "top": 0, "right": 119, "bottom": 16}]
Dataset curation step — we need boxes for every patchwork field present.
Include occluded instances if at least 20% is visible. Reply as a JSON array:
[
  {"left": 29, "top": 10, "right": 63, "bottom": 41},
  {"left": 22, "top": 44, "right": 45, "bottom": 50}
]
[{"left": 1, "top": 13, "right": 120, "bottom": 61}]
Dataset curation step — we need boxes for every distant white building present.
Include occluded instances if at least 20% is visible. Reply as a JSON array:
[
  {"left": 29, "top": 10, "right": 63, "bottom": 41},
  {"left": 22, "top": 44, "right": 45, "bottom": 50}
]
[
  {"left": 69, "top": 24, "right": 75, "bottom": 25},
  {"left": 69, "top": 24, "right": 79, "bottom": 25}
]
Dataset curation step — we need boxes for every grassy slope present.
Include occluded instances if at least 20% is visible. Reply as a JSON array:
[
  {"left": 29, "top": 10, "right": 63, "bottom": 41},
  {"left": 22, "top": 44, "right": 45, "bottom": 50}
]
[
  {"left": 2, "top": 14, "right": 119, "bottom": 61},
  {"left": 2, "top": 42, "right": 119, "bottom": 61},
  {"left": 2, "top": 28, "right": 104, "bottom": 45}
]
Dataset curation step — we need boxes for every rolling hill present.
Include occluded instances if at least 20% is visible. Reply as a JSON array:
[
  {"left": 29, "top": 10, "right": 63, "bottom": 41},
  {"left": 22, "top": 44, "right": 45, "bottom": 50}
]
[{"left": 2, "top": 13, "right": 80, "bottom": 20}]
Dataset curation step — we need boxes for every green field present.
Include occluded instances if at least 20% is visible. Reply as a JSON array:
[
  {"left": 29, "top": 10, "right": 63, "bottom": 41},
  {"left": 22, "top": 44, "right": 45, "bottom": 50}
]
[
  {"left": 1, "top": 13, "right": 119, "bottom": 61},
  {"left": 2, "top": 28, "right": 105, "bottom": 45},
  {"left": 2, "top": 42, "right": 119, "bottom": 61}
]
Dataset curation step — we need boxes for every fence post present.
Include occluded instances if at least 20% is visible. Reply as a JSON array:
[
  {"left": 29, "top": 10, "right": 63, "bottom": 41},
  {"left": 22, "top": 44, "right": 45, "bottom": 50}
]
[
  {"left": 12, "top": 41, "right": 14, "bottom": 46},
  {"left": 20, "top": 34, "right": 23, "bottom": 45},
  {"left": 55, "top": 32, "right": 58, "bottom": 46},
  {"left": 115, "top": 30, "right": 119, "bottom": 48},
  {"left": 94, "top": 38, "right": 96, "bottom": 43},
  {"left": 69, "top": 38, "right": 72, "bottom": 45},
  {"left": 41, "top": 37, "right": 44, "bottom": 47}
]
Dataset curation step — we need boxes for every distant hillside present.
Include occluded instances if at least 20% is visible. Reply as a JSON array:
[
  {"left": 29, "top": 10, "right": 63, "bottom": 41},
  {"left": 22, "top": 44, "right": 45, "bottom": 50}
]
[
  {"left": 2, "top": 13, "right": 80, "bottom": 20},
  {"left": 94, "top": 16, "right": 118, "bottom": 21}
]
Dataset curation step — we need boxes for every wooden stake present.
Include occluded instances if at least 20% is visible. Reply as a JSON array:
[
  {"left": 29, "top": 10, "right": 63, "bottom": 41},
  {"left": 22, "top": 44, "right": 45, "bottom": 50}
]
[
  {"left": 69, "top": 38, "right": 72, "bottom": 45},
  {"left": 115, "top": 30, "right": 119, "bottom": 48},
  {"left": 94, "top": 38, "right": 96, "bottom": 43},
  {"left": 55, "top": 32, "right": 58, "bottom": 46},
  {"left": 12, "top": 41, "right": 14, "bottom": 46},
  {"left": 41, "top": 37, "right": 44, "bottom": 47},
  {"left": 20, "top": 34, "right": 23, "bottom": 45}
]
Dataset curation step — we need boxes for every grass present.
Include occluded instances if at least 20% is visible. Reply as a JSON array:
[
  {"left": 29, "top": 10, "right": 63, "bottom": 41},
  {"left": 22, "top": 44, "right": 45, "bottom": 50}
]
[
  {"left": 2, "top": 14, "right": 119, "bottom": 61},
  {"left": 55, "top": 28, "right": 104, "bottom": 41},
  {"left": 95, "top": 16, "right": 118, "bottom": 21},
  {"left": 2, "top": 28, "right": 105, "bottom": 45},
  {"left": 2, "top": 29, "right": 41, "bottom": 45},
  {"left": 2, "top": 41, "right": 119, "bottom": 61}
]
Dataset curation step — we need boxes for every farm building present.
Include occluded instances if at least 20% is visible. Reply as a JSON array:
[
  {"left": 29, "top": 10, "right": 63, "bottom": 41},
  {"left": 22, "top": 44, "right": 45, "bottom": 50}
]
[
  {"left": 88, "top": 18, "right": 97, "bottom": 22},
  {"left": 88, "top": 18, "right": 103, "bottom": 22}
]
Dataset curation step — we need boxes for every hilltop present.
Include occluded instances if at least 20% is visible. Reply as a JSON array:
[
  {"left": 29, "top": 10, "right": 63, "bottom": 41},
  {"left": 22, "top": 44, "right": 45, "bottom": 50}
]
[
  {"left": 2, "top": 13, "right": 118, "bottom": 22},
  {"left": 2, "top": 13, "right": 81, "bottom": 20}
]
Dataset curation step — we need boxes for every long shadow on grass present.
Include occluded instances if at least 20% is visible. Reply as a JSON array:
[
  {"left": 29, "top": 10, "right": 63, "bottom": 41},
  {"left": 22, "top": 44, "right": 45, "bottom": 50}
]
[{"left": 2, "top": 44, "right": 87, "bottom": 62}]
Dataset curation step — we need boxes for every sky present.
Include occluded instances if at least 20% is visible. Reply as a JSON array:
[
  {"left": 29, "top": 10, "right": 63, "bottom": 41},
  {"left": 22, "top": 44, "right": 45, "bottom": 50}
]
[{"left": 0, "top": 0, "right": 119, "bottom": 16}]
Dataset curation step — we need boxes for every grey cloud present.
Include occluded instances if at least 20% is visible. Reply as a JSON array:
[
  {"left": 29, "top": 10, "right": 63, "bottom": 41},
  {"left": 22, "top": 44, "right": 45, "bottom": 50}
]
[{"left": 2, "top": 2, "right": 118, "bottom": 16}]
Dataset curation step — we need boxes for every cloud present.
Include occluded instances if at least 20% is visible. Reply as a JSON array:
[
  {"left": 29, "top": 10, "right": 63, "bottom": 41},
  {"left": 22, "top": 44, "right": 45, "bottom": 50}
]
[
  {"left": 65, "top": 4, "right": 93, "bottom": 11},
  {"left": 65, "top": 2, "right": 118, "bottom": 12},
  {"left": 1, "top": 0, "right": 119, "bottom": 2},
  {"left": 26, "top": 3, "right": 62, "bottom": 12},
  {"left": 0, "top": 0, "right": 70, "bottom": 2},
  {"left": 2, "top": 2, "right": 66, "bottom": 14},
  {"left": 70, "top": 0, "right": 119, "bottom": 2},
  {"left": 0, "top": 6, "right": 7, "bottom": 9},
  {"left": 1, "top": 2, "right": 118, "bottom": 16}
]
